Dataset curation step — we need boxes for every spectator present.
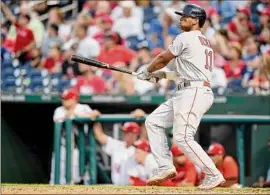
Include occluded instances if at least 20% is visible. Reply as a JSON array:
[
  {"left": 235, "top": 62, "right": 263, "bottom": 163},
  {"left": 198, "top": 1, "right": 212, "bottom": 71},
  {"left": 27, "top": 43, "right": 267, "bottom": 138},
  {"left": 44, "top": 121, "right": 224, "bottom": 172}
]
[
  {"left": 211, "top": 0, "right": 236, "bottom": 24},
  {"left": 95, "top": 0, "right": 111, "bottom": 16},
  {"left": 130, "top": 43, "right": 153, "bottom": 71},
  {"left": 107, "top": 61, "right": 135, "bottom": 95},
  {"left": 111, "top": 0, "right": 143, "bottom": 23},
  {"left": 30, "top": 47, "right": 42, "bottom": 69},
  {"left": 170, "top": 144, "right": 197, "bottom": 186},
  {"left": 258, "top": 26, "right": 270, "bottom": 55},
  {"left": 50, "top": 88, "right": 101, "bottom": 184},
  {"left": 73, "top": 24, "right": 101, "bottom": 59},
  {"left": 74, "top": 64, "right": 107, "bottom": 95},
  {"left": 242, "top": 37, "right": 261, "bottom": 88},
  {"left": 97, "top": 31, "right": 136, "bottom": 65},
  {"left": 206, "top": 7, "right": 221, "bottom": 30},
  {"left": 40, "top": 45, "right": 63, "bottom": 73},
  {"left": 41, "top": 23, "right": 63, "bottom": 57},
  {"left": 227, "top": 6, "right": 255, "bottom": 44},
  {"left": 112, "top": 1, "right": 144, "bottom": 39},
  {"left": 207, "top": 143, "right": 239, "bottom": 187},
  {"left": 223, "top": 43, "right": 246, "bottom": 81},
  {"left": 48, "top": 8, "right": 71, "bottom": 41},
  {"left": 61, "top": 46, "right": 82, "bottom": 79},
  {"left": 93, "top": 121, "right": 140, "bottom": 185},
  {"left": 255, "top": 8, "right": 270, "bottom": 35},
  {"left": 1, "top": 2, "right": 35, "bottom": 64}
]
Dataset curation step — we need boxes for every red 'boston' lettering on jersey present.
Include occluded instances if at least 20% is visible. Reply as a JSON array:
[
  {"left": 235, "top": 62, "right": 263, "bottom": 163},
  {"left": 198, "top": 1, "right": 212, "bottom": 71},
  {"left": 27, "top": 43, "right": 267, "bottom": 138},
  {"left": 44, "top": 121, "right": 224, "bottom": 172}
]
[{"left": 198, "top": 36, "right": 211, "bottom": 49}]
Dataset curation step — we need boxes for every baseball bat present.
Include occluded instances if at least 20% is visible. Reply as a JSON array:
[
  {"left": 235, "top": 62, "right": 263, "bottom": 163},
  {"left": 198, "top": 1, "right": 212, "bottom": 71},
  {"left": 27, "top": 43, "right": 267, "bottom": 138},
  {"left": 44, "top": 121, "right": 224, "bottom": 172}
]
[
  {"left": 71, "top": 55, "right": 136, "bottom": 75},
  {"left": 70, "top": 55, "right": 177, "bottom": 81}
]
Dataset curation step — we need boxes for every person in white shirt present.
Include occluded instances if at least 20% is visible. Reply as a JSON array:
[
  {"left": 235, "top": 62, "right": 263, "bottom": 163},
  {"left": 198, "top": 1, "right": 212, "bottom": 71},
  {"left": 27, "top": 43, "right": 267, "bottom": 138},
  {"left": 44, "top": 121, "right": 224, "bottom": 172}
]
[
  {"left": 112, "top": 1, "right": 144, "bottom": 39},
  {"left": 50, "top": 88, "right": 100, "bottom": 184},
  {"left": 128, "top": 139, "right": 159, "bottom": 186},
  {"left": 93, "top": 121, "right": 140, "bottom": 185}
]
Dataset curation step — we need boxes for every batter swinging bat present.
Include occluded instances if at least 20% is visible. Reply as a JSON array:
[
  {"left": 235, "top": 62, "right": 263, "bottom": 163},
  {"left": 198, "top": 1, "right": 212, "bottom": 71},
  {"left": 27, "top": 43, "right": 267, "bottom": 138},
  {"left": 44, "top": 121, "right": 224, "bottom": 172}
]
[{"left": 71, "top": 55, "right": 177, "bottom": 80}]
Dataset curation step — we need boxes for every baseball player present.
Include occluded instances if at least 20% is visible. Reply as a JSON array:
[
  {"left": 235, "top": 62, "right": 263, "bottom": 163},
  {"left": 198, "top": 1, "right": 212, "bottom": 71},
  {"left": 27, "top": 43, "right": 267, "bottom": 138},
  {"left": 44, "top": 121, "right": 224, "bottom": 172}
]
[
  {"left": 127, "top": 139, "right": 158, "bottom": 186},
  {"left": 206, "top": 143, "right": 239, "bottom": 188},
  {"left": 50, "top": 88, "right": 100, "bottom": 184},
  {"left": 93, "top": 121, "right": 140, "bottom": 185},
  {"left": 136, "top": 4, "right": 225, "bottom": 189}
]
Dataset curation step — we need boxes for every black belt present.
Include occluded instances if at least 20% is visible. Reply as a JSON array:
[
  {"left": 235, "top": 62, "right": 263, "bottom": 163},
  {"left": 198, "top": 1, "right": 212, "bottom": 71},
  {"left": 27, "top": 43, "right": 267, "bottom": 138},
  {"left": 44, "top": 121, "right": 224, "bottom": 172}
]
[{"left": 177, "top": 81, "right": 210, "bottom": 90}]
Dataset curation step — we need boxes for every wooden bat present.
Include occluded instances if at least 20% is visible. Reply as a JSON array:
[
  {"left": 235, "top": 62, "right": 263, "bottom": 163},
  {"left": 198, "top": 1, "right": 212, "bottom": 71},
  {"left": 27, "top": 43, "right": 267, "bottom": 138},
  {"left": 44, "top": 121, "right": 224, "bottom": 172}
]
[
  {"left": 71, "top": 55, "right": 136, "bottom": 75},
  {"left": 70, "top": 55, "right": 177, "bottom": 81}
]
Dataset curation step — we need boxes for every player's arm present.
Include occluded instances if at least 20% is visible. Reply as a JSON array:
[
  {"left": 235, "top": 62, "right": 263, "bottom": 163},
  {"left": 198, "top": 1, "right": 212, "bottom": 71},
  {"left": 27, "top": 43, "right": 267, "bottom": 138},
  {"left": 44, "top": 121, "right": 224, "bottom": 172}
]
[
  {"left": 1, "top": 2, "right": 16, "bottom": 23},
  {"left": 147, "top": 49, "right": 175, "bottom": 73},
  {"left": 93, "top": 123, "right": 108, "bottom": 145}
]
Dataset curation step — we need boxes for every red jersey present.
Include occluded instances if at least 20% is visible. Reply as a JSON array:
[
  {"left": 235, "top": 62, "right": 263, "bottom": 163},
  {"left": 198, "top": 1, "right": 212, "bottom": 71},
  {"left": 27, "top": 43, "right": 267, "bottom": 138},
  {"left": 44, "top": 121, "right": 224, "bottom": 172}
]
[
  {"left": 223, "top": 60, "right": 245, "bottom": 79},
  {"left": 171, "top": 159, "right": 197, "bottom": 186},
  {"left": 217, "top": 156, "right": 239, "bottom": 182},
  {"left": 14, "top": 21, "right": 35, "bottom": 53},
  {"left": 43, "top": 57, "right": 63, "bottom": 72},
  {"left": 97, "top": 45, "right": 136, "bottom": 65},
  {"left": 74, "top": 75, "right": 106, "bottom": 94}
]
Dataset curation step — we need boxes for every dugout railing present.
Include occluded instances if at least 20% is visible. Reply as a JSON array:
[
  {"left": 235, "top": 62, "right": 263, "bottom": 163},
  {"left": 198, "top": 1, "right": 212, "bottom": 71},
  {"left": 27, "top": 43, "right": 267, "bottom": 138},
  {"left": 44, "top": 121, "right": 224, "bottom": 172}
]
[{"left": 53, "top": 114, "right": 270, "bottom": 186}]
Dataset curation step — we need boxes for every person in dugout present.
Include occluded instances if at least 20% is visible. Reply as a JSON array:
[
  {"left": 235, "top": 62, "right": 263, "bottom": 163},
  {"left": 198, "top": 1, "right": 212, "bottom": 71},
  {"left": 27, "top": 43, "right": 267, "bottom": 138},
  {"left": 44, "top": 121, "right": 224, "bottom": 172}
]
[
  {"left": 128, "top": 139, "right": 159, "bottom": 186},
  {"left": 50, "top": 88, "right": 101, "bottom": 184},
  {"left": 169, "top": 144, "right": 197, "bottom": 186},
  {"left": 93, "top": 121, "right": 141, "bottom": 185},
  {"left": 206, "top": 143, "right": 240, "bottom": 188}
]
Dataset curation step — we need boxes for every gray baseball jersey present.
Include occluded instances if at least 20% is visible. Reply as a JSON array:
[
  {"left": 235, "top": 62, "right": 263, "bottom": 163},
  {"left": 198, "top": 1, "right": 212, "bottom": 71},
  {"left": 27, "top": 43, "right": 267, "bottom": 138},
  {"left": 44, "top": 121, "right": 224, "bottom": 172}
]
[{"left": 168, "top": 30, "right": 213, "bottom": 83}]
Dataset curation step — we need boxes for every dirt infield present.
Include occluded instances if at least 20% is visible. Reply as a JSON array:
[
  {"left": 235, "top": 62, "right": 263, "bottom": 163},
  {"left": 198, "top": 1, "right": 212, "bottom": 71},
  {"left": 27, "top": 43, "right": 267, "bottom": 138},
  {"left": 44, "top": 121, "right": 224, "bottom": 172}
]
[{"left": 1, "top": 184, "right": 269, "bottom": 194}]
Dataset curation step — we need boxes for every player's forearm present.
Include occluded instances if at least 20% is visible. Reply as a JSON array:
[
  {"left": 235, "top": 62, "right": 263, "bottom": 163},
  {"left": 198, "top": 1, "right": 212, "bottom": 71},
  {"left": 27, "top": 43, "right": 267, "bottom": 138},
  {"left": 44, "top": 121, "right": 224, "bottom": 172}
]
[
  {"left": 147, "top": 55, "right": 168, "bottom": 73},
  {"left": 93, "top": 123, "right": 108, "bottom": 145}
]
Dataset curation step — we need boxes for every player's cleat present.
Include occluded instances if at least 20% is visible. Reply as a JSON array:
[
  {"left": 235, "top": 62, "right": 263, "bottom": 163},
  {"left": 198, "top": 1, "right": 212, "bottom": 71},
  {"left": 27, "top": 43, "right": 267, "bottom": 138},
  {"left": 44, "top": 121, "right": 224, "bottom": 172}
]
[
  {"left": 198, "top": 173, "right": 225, "bottom": 190},
  {"left": 146, "top": 168, "right": 177, "bottom": 186}
]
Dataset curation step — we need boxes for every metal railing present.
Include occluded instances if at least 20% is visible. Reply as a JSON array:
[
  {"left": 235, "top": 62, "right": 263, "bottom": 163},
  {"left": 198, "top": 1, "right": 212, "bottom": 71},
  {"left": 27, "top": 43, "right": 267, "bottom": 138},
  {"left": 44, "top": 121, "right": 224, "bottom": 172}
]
[{"left": 53, "top": 114, "right": 270, "bottom": 186}]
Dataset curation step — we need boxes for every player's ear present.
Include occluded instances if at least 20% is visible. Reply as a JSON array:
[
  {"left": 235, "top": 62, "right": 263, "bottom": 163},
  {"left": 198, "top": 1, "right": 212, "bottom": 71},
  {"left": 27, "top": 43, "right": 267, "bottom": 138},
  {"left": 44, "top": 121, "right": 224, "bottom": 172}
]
[{"left": 192, "top": 18, "right": 199, "bottom": 26}]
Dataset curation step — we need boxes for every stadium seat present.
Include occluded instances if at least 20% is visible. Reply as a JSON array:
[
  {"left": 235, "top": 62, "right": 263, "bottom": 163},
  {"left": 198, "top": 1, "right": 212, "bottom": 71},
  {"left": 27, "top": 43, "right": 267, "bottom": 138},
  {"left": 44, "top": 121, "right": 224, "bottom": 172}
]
[
  {"left": 2, "top": 77, "right": 16, "bottom": 90},
  {"left": 2, "top": 67, "right": 15, "bottom": 79},
  {"left": 126, "top": 36, "right": 140, "bottom": 51},
  {"left": 56, "top": 79, "right": 71, "bottom": 92},
  {"left": 28, "top": 77, "right": 44, "bottom": 91},
  {"left": 27, "top": 69, "right": 42, "bottom": 78}
]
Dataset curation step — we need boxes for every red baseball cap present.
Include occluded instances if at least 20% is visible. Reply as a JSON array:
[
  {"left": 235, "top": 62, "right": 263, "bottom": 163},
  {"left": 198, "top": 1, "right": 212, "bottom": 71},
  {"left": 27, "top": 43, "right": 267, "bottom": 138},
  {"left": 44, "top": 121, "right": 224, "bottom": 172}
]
[
  {"left": 207, "top": 143, "right": 225, "bottom": 155},
  {"left": 61, "top": 88, "right": 79, "bottom": 101},
  {"left": 134, "top": 139, "right": 151, "bottom": 152},
  {"left": 170, "top": 144, "right": 184, "bottom": 156},
  {"left": 121, "top": 122, "right": 140, "bottom": 135},
  {"left": 259, "top": 8, "right": 270, "bottom": 16},
  {"left": 237, "top": 7, "right": 251, "bottom": 16}
]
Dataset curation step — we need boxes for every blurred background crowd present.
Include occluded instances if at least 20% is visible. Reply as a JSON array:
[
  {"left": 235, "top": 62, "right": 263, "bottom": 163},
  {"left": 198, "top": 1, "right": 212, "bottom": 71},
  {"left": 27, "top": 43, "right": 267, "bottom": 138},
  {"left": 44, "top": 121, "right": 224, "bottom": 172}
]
[{"left": 1, "top": 0, "right": 270, "bottom": 96}]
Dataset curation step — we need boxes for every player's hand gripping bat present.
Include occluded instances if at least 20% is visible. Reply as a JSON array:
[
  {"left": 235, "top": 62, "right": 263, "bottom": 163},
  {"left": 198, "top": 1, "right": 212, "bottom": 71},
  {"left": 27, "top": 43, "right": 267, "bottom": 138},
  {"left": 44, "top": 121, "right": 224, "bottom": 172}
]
[{"left": 71, "top": 55, "right": 177, "bottom": 82}]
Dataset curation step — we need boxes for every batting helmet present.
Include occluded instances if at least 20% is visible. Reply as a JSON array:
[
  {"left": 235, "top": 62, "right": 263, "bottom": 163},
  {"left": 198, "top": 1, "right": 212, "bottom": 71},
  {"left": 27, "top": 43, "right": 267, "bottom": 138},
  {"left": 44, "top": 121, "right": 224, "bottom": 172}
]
[{"left": 175, "top": 4, "right": 206, "bottom": 27}]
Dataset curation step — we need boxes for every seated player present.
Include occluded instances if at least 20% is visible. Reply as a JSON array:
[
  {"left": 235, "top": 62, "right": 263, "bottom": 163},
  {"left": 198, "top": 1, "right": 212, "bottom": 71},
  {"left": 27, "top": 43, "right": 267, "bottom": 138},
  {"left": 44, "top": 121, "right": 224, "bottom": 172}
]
[
  {"left": 207, "top": 143, "right": 239, "bottom": 187},
  {"left": 170, "top": 144, "right": 197, "bottom": 186},
  {"left": 128, "top": 139, "right": 158, "bottom": 186}
]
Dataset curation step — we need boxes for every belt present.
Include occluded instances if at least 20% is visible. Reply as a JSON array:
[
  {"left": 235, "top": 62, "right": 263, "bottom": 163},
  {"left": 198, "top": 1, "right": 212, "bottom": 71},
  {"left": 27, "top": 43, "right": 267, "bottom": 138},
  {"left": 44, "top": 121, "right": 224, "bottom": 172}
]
[{"left": 177, "top": 81, "right": 210, "bottom": 90}]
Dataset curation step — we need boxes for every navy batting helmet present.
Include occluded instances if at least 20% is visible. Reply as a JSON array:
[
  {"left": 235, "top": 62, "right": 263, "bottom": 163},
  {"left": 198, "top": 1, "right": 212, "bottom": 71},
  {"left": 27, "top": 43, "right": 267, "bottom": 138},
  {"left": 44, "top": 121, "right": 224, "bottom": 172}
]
[{"left": 175, "top": 4, "right": 206, "bottom": 27}]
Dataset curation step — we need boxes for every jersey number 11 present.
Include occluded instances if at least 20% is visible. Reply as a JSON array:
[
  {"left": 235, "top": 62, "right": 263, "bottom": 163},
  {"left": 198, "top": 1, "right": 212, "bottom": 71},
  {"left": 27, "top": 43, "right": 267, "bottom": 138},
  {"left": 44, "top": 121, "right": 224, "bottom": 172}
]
[{"left": 205, "top": 49, "right": 213, "bottom": 72}]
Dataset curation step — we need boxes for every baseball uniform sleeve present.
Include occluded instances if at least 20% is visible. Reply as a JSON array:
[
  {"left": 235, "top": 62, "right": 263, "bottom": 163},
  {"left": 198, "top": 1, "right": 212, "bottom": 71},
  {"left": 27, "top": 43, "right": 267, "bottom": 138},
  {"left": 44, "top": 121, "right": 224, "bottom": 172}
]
[
  {"left": 102, "top": 136, "right": 123, "bottom": 156},
  {"left": 168, "top": 34, "right": 187, "bottom": 57},
  {"left": 53, "top": 107, "right": 66, "bottom": 122}
]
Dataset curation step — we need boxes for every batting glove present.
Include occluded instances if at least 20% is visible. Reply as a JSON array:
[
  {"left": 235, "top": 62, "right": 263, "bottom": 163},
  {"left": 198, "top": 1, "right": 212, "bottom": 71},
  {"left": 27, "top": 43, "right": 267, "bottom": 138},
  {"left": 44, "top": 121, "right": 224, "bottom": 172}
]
[{"left": 136, "top": 68, "right": 159, "bottom": 83}]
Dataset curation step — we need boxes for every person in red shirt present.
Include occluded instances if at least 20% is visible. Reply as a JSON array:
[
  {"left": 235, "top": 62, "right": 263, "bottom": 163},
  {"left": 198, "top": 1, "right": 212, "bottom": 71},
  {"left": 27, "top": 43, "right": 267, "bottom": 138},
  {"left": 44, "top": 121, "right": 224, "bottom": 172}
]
[
  {"left": 223, "top": 43, "right": 246, "bottom": 80},
  {"left": 207, "top": 143, "right": 239, "bottom": 187},
  {"left": 41, "top": 45, "right": 63, "bottom": 73},
  {"left": 227, "top": 7, "right": 255, "bottom": 44},
  {"left": 1, "top": 2, "right": 35, "bottom": 63},
  {"left": 96, "top": 31, "right": 136, "bottom": 65},
  {"left": 74, "top": 64, "right": 107, "bottom": 95},
  {"left": 169, "top": 144, "right": 197, "bottom": 187}
]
